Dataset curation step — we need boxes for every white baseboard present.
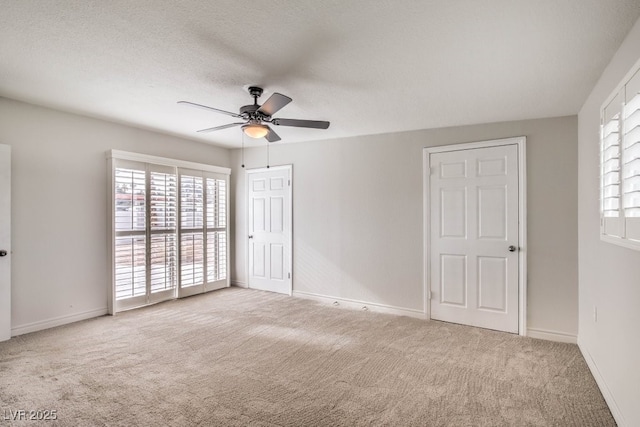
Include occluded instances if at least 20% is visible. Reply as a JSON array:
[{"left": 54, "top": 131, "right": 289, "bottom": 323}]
[
  {"left": 578, "top": 338, "right": 626, "bottom": 426},
  {"left": 526, "top": 327, "right": 577, "bottom": 343},
  {"left": 231, "top": 280, "right": 248, "bottom": 288},
  {"left": 292, "top": 291, "right": 426, "bottom": 319},
  {"left": 11, "top": 307, "right": 108, "bottom": 337}
]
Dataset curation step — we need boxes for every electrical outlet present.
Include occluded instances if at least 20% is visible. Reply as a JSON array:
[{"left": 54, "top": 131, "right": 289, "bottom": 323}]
[{"left": 593, "top": 306, "right": 598, "bottom": 322}]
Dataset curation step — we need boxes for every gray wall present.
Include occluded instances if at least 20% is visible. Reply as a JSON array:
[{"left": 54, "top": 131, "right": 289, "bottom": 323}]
[
  {"left": 231, "top": 116, "right": 578, "bottom": 337},
  {"left": 577, "top": 16, "right": 640, "bottom": 426},
  {"left": 0, "top": 97, "right": 230, "bottom": 333}
]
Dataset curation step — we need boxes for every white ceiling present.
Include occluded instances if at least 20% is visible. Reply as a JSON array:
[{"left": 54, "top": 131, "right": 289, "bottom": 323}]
[{"left": 1, "top": 1, "right": 639, "bottom": 148}]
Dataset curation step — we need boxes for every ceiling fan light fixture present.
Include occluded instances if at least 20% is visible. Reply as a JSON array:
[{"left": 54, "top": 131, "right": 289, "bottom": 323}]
[{"left": 242, "top": 123, "right": 269, "bottom": 139}]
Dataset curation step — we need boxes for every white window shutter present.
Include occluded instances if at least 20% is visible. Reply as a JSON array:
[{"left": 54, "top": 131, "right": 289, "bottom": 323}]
[
  {"left": 601, "top": 93, "right": 623, "bottom": 237},
  {"left": 624, "top": 70, "right": 640, "bottom": 240},
  {"left": 110, "top": 152, "right": 230, "bottom": 311},
  {"left": 600, "top": 58, "right": 640, "bottom": 250}
]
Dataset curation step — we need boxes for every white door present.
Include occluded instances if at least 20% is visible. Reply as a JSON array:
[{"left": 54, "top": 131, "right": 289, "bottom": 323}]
[
  {"left": 429, "top": 143, "right": 520, "bottom": 333},
  {"left": 248, "top": 166, "right": 292, "bottom": 295},
  {"left": 0, "top": 144, "right": 11, "bottom": 341}
]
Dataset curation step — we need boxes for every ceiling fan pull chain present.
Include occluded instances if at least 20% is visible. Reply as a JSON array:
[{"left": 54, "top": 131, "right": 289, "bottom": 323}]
[{"left": 266, "top": 139, "right": 270, "bottom": 169}]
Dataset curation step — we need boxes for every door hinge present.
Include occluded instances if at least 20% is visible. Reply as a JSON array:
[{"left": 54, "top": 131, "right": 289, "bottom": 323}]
[
  {"left": 427, "top": 290, "right": 432, "bottom": 300},
  {"left": 288, "top": 179, "right": 291, "bottom": 186},
  {"left": 288, "top": 272, "right": 291, "bottom": 279}
]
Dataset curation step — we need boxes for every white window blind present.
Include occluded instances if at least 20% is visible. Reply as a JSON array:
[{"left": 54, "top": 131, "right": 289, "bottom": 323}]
[
  {"left": 114, "top": 165, "right": 147, "bottom": 301},
  {"left": 602, "top": 94, "right": 621, "bottom": 218},
  {"left": 206, "top": 177, "right": 227, "bottom": 282},
  {"left": 601, "top": 62, "right": 640, "bottom": 249},
  {"left": 178, "top": 170, "right": 228, "bottom": 296},
  {"left": 108, "top": 151, "right": 230, "bottom": 313},
  {"left": 149, "top": 171, "right": 178, "bottom": 294}
]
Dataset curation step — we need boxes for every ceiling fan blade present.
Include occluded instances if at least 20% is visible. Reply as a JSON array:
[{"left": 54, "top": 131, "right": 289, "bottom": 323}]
[
  {"left": 197, "top": 122, "right": 244, "bottom": 133},
  {"left": 257, "top": 93, "right": 292, "bottom": 116},
  {"left": 178, "top": 101, "right": 243, "bottom": 118},
  {"left": 272, "top": 118, "right": 330, "bottom": 129},
  {"left": 265, "top": 126, "right": 281, "bottom": 142}
]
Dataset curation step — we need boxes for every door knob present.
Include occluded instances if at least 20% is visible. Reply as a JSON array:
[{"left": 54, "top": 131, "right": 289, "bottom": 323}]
[
  {"left": 0, "top": 250, "right": 7, "bottom": 257},
  {"left": 508, "top": 245, "right": 517, "bottom": 252},
  {"left": 248, "top": 235, "right": 254, "bottom": 239}
]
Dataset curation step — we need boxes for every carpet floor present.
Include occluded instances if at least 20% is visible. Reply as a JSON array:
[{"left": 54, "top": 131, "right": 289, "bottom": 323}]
[{"left": 0, "top": 287, "right": 614, "bottom": 426}]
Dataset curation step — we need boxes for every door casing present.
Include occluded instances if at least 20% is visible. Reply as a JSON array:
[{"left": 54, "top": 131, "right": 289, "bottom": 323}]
[
  {"left": 423, "top": 137, "right": 527, "bottom": 336},
  {"left": 0, "top": 144, "right": 11, "bottom": 341},
  {"left": 246, "top": 165, "right": 293, "bottom": 295}
]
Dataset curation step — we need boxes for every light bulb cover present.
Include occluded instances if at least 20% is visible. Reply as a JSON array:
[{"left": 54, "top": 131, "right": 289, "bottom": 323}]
[{"left": 242, "top": 124, "right": 269, "bottom": 139}]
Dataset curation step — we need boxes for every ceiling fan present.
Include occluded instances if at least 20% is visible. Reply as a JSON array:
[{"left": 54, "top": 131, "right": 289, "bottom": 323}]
[{"left": 178, "top": 86, "right": 330, "bottom": 142}]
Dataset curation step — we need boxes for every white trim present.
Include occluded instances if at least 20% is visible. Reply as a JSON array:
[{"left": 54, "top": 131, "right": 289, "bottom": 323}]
[
  {"left": 293, "top": 291, "right": 426, "bottom": 319},
  {"left": 107, "top": 156, "right": 115, "bottom": 315},
  {"left": 578, "top": 338, "right": 627, "bottom": 426},
  {"left": 600, "top": 232, "right": 640, "bottom": 251},
  {"left": 11, "top": 307, "right": 108, "bottom": 337},
  {"left": 246, "top": 165, "right": 294, "bottom": 296},
  {"left": 107, "top": 149, "right": 231, "bottom": 175},
  {"left": 526, "top": 327, "right": 577, "bottom": 344},
  {"left": 231, "top": 280, "right": 248, "bottom": 288},
  {"left": 423, "top": 136, "right": 528, "bottom": 336},
  {"left": 422, "top": 150, "right": 430, "bottom": 317},
  {"left": 0, "top": 144, "right": 10, "bottom": 342},
  {"left": 517, "top": 139, "right": 528, "bottom": 335}
]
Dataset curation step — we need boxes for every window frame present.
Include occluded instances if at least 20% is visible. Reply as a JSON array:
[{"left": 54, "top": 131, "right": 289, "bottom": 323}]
[
  {"left": 107, "top": 150, "right": 230, "bottom": 314},
  {"left": 600, "top": 56, "right": 640, "bottom": 251}
]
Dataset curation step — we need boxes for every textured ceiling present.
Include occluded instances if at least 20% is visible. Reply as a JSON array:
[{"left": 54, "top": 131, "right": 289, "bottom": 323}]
[{"left": 1, "top": 0, "right": 639, "bottom": 148}]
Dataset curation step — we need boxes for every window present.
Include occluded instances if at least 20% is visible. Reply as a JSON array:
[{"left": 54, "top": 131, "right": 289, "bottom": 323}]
[
  {"left": 600, "top": 60, "right": 640, "bottom": 250},
  {"left": 108, "top": 151, "right": 230, "bottom": 313}
]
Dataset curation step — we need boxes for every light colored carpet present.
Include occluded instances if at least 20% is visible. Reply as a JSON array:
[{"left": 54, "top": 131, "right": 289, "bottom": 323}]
[{"left": 0, "top": 287, "right": 614, "bottom": 426}]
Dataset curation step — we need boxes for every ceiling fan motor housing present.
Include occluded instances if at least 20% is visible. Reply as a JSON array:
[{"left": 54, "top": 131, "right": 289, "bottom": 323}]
[{"left": 239, "top": 104, "right": 262, "bottom": 119}]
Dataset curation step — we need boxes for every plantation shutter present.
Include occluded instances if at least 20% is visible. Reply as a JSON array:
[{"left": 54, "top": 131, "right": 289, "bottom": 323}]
[
  {"left": 178, "top": 168, "right": 229, "bottom": 297},
  {"left": 109, "top": 150, "right": 230, "bottom": 313},
  {"left": 114, "top": 161, "right": 147, "bottom": 303},
  {"left": 149, "top": 167, "right": 178, "bottom": 300},
  {"left": 206, "top": 176, "right": 227, "bottom": 283},
  {"left": 602, "top": 93, "right": 623, "bottom": 237},
  {"left": 624, "top": 70, "right": 640, "bottom": 240},
  {"left": 113, "top": 160, "right": 178, "bottom": 311}
]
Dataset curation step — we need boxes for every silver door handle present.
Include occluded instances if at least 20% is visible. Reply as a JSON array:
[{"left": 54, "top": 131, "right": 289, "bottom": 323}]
[{"left": 508, "top": 245, "right": 517, "bottom": 252}]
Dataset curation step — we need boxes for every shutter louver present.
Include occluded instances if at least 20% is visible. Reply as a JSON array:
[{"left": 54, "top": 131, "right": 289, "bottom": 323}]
[
  {"left": 624, "top": 72, "right": 640, "bottom": 218},
  {"left": 150, "top": 171, "right": 177, "bottom": 293},
  {"left": 114, "top": 167, "right": 147, "bottom": 300},
  {"left": 624, "top": 70, "right": 640, "bottom": 241},
  {"left": 180, "top": 174, "right": 205, "bottom": 287},
  {"left": 602, "top": 94, "right": 622, "bottom": 219},
  {"left": 206, "top": 178, "right": 227, "bottom": 282},
  {"left": 115, "top": 236, "right": 146, "bottom": 300}
]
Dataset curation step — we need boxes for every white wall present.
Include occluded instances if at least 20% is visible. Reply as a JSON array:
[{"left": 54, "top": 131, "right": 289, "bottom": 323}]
[
  {"left": 0, "top": 97, "right": 230, "bottom": 335},
  {"left": 577, "top": 16, "right": 640, "bottom": 427},
  {"left": 231, "top": 116, "right": 579, "bottom": 338}
]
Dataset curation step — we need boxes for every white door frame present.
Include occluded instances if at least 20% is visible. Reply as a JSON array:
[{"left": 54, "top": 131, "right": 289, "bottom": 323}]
[
  {"left": 246, "top": 164, "right": 293, "bottom": 295},
  {"left": 0, "top": 144, "right": 11, "bottom": 341},
  {"left": 423, "top": 137, "right": 527, "bottom": 336}
]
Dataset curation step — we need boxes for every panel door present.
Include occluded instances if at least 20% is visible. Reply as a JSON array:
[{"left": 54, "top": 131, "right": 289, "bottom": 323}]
[
  {"left": 248, "top": 168, "right": 291, "bottom": 295},
  {"left": 430, "top": 144, "right": 519, "bottom": 333},
  {"left": 0, "top": 144, "right": 10, "bottom": 341}
]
